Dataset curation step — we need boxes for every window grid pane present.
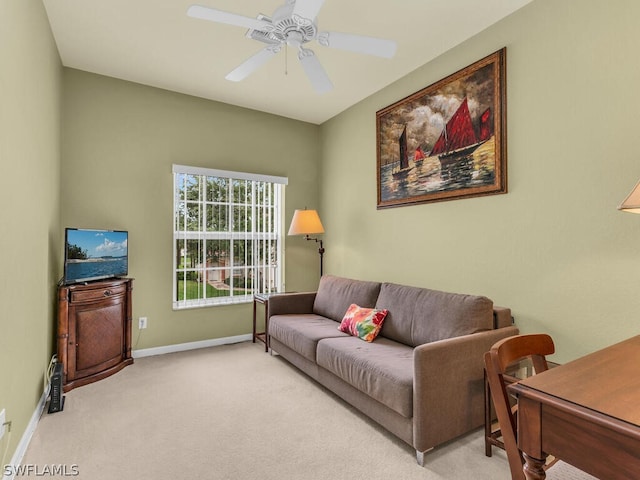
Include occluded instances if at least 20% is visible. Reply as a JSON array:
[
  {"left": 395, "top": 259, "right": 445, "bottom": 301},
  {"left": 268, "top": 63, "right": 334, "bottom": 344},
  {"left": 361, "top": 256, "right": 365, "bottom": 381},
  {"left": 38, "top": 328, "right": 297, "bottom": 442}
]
[{"left": 173, "top": 170, "right": 284, "bottom": 309}]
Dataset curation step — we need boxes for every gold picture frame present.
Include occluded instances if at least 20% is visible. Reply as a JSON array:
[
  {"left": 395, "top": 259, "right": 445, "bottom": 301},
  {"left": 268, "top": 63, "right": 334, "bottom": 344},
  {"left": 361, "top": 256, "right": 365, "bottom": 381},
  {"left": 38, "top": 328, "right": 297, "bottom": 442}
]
[{"left": 376, "top": 48, "right": 507, "bottom": 208}]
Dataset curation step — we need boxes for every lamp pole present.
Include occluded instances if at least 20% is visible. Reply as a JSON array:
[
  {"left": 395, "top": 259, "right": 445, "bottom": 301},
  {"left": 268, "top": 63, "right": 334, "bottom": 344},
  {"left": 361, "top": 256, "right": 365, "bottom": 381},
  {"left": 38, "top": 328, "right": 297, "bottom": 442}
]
[
  {"left": 316, "top": 239, "right": 325, "bottom": 277},
  {"left": 304, "top": 235, "right": 324, "bottom": 276}
]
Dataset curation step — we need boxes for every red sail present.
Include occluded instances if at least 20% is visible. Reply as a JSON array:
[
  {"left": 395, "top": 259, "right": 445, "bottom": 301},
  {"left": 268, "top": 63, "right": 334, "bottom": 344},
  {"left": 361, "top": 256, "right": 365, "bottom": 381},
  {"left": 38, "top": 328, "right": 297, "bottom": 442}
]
[
  {"left": 414, "top": 147, "right": 425, "bottom": 160},
  {"left": 478, "top": 107, "right": 492, "bottom": 142},
  {"left": 430, "top": 98, "right": 478, "bottom": 156}
]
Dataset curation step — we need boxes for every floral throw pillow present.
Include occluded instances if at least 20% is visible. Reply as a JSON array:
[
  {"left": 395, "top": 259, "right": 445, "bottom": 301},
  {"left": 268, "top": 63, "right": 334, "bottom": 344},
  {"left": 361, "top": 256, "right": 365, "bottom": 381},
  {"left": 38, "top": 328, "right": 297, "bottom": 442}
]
[{"left": 338, "top": 304, "right": 389, "bottom": 342}]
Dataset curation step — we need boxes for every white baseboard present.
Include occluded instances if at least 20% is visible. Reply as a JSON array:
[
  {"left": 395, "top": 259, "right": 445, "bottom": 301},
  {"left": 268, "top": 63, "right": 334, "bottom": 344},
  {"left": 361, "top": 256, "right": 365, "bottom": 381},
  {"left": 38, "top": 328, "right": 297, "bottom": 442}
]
[
  {"left": 2, "top": 335, "right": 251, "bottom": 480},
  {"left": 2, "top": 387, "right": 49, "bottom": 480},
  {"left": 132, "top": 334, "right": 252, "bottom": 358}
]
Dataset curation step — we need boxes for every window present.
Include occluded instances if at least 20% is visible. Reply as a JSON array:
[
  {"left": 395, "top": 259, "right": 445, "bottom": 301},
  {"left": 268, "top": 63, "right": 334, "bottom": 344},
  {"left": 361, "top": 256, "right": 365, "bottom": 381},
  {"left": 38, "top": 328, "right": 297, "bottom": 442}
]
[{"left": 172, "top": 164, "right": 287, "bottom": 309}]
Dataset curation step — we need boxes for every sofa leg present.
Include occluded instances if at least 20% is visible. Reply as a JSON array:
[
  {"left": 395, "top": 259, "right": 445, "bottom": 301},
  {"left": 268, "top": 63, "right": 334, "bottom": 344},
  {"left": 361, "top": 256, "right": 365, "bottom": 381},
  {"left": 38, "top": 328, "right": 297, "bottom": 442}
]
[{"left": 416, "top": 448, "right": 433, "bottom": 466}]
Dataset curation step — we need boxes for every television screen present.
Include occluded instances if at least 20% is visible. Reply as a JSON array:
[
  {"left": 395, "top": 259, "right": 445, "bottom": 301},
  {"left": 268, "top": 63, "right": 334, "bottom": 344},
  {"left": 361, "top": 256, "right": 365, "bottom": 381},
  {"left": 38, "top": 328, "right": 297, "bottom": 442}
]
[{"left": 64, "top": 228, "right": 128, "bottom": 284}]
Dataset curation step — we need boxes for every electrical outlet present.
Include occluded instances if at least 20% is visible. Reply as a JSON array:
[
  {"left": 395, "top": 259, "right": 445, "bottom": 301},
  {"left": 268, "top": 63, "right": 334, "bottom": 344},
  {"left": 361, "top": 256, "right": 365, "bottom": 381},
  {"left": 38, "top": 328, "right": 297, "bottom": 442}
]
[
  {"left": 138, "top": 317, "right": 148, "bottom": 329},
  {"left": 0, "top": 409, "right": 5, "bottom": 440}
]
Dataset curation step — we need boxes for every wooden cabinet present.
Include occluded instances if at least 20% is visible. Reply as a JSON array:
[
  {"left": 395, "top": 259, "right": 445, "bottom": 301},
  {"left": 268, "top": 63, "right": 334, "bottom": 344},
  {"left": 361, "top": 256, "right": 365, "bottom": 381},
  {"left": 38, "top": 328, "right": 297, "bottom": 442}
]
[{"left": 57, "top": 278, "right": 134, "bottom": 392}]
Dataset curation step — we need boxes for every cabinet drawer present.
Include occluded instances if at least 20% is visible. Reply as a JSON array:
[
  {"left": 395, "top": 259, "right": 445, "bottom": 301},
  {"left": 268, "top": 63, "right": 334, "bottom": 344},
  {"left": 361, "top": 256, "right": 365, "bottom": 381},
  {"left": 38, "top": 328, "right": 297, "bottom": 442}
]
[{"left": 70, "top": 284, "right": 126, "bottom": 303}]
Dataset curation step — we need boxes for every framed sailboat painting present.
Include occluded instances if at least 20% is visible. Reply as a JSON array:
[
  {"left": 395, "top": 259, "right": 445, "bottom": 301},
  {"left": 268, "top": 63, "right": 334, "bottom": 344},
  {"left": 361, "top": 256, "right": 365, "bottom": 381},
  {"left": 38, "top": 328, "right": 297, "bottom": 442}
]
[{"left": 376, "top": 48, "right": 507, "bottom": 208}]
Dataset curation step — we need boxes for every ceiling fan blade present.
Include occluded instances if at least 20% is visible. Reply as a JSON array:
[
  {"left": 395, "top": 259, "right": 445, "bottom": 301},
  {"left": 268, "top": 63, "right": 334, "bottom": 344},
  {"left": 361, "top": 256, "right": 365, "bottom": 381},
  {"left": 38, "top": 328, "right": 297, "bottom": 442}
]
[
  {"left": 292, "top": 0, "right": 325, "bottom": 22},
  {"left": 226, "top": 46, "right": 281, "bottom": 82},
  {"left": 317, "top": 31, "right": 397, "bottom": 58},
  {"left": 187, "top": 5, "right": 271, "bottom": 31},
  {"left": 298, "top": 48, "right": 333, "bottom": 94}
]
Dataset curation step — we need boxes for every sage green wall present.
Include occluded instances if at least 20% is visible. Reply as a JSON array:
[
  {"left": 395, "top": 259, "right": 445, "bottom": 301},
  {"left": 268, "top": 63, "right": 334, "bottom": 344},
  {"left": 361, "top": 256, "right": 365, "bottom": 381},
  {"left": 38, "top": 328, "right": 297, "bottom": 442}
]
[
  {"left": 0, "top": 0, "right": 61, "bottom": 466},
  {"left": 320, "top": 0, "right": 640, "bottom": 363},
  {"left": 61, "top": 69, "right": 321, "bottom": 351}
]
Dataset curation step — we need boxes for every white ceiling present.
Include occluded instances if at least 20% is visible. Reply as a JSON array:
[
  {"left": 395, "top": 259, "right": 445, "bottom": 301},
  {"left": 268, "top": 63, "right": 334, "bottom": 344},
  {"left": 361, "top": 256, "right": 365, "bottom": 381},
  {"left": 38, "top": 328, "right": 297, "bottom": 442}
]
[{"left": 43, "top": 0, "right": 532, "bottom": 125}]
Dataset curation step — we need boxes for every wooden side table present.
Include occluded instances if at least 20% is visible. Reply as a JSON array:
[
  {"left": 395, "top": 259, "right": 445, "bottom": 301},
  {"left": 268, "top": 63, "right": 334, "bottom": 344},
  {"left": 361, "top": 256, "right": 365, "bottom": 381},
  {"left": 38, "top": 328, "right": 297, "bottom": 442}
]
[{"left": 252, "top": 293, "right": 272, "bottom": 352}]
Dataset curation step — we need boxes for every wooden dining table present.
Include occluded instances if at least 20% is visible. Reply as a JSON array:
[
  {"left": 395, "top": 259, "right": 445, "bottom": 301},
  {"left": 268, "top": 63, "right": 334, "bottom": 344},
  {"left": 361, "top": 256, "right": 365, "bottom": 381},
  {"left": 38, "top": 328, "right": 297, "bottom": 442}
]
[{"left": 508, "top": 335, "right": 640, "bottom": 480}]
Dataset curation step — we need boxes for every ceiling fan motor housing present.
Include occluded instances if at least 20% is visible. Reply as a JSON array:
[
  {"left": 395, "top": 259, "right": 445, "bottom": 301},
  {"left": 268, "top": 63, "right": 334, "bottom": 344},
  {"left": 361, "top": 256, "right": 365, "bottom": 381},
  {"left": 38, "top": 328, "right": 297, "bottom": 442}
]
[{"left": 248, "top": 2, "right": 317, "bottom": 47}]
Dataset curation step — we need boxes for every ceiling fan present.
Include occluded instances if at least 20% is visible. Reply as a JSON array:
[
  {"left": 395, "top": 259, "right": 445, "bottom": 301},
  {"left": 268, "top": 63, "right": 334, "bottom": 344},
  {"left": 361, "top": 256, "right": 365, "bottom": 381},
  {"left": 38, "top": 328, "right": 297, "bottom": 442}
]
[{"left": 187, "top": 0, "right": 397, "bottom": 94}]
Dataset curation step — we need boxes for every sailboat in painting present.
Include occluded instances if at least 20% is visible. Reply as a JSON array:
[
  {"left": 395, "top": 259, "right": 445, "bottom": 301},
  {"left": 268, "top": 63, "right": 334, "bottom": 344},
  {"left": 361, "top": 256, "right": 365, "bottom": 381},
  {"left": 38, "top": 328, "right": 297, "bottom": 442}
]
[
  {"left": 430, "top": 98, "right": 492, "bottom": 181},
  {"left": 392, "top": 125, "right": 413, "bottom": 177}
]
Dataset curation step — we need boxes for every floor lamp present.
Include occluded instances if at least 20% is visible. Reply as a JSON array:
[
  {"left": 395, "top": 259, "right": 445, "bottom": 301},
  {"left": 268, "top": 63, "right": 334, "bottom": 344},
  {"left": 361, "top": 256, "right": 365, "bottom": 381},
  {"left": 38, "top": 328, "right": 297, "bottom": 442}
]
[{"left": 288, "top": 209, "right": 325, "bottom": 276}]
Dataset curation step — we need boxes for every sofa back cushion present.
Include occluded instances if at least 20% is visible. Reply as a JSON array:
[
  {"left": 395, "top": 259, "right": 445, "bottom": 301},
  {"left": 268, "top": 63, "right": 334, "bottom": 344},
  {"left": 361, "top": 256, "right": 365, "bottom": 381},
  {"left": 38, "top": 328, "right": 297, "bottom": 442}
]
[
  {"left": 313, "top": 275, "right": 381, "bottom": 322},
  {"left": 375, "top": 282, "right": 493, "bottom": 347}
]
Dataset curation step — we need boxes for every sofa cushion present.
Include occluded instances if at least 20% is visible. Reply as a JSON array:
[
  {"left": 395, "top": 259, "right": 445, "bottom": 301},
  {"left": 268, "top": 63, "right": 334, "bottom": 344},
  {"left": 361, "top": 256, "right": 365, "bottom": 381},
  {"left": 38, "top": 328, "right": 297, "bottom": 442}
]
[
  {"left": 375, "top": 283, "right": 494, "bottom": 347},
  {"left": 316, "top": 336, "right": 414, "bottom": 418},
  {"left": 313, "top": 275, "right": 382, "bottom": 323},
  {"left": 338, "top": 304, "right": 389, "bottom": 342},
  {"left": 269, "top": 314, "right": 348, "bottom": 362}
]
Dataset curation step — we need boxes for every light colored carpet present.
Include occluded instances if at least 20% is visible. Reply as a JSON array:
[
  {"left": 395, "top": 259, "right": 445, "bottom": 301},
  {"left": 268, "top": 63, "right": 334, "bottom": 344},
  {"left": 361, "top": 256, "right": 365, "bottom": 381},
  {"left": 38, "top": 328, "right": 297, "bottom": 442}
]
[{"left": 23, "top": 342, "right": 511, "bottom": 479}]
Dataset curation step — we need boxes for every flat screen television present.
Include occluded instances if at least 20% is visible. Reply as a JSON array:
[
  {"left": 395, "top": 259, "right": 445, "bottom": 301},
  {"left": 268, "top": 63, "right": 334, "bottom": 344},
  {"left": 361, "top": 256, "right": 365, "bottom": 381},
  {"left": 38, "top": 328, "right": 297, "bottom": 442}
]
[{"left": 64, "top": 228, "right": 128, "bottom": 285}]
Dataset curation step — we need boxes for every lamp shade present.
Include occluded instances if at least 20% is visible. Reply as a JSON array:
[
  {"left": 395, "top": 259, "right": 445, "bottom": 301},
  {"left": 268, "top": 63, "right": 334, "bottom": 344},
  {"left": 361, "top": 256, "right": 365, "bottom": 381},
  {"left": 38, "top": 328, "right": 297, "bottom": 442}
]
[
  {"left": 618, "top": 179, "right": 640, "bottom": 214},
  {"left": 288, "top": 209, "right": 325, "bottom": 235}
]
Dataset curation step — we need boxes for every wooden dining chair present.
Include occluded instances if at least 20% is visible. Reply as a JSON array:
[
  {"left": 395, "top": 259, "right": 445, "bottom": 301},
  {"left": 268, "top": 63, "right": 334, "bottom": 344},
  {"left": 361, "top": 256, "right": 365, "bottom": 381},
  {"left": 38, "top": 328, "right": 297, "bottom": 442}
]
[{"left": 484, "top": 334, "right": 597, "bottom": 480}]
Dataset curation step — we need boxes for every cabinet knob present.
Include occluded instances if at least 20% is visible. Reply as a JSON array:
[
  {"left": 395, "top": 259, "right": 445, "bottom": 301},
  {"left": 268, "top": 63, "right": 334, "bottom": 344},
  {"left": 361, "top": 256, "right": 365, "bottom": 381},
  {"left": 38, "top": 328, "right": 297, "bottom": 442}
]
[{"left": 104, "top": 290, "right": 112, "bottom": 296}]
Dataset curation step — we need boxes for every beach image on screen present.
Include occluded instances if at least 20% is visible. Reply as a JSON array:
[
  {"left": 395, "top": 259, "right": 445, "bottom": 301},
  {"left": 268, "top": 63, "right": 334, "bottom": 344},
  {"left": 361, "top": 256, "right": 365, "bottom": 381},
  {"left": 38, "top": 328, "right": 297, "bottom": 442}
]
[{"left": 66, "top": 230, "right": 128, "bottom": 283}]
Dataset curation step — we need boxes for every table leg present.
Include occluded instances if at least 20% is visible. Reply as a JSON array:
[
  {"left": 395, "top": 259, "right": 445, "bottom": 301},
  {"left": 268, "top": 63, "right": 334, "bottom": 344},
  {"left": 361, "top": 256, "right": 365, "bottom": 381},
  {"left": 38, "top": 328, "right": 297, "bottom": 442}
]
[
  {"left": 263, "top": 302, "right": 269, "bottom": 352},
  {"left": 252, "top": 299, "right": 257, "bottom": 344},
  {"left": 523, "top": 453, "right": 546, "bottom": 480},
  {"left": 484, "top": 371, "right": 492, "bottom": 456}
]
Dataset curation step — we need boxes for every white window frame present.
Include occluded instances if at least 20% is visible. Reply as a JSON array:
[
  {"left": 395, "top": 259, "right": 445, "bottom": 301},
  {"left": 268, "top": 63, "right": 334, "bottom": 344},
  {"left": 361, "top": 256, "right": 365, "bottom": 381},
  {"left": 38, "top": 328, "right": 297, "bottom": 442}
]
[{"left": 172, "top": 164, "right": 287, "bottom": 309}]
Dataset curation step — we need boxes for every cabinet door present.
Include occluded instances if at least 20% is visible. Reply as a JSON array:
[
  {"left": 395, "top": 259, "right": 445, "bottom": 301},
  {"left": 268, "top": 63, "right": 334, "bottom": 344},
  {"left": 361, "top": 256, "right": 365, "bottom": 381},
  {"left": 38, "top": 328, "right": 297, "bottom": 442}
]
[{"left": 68, "top": 295, "right": 126, "bottom": 381}]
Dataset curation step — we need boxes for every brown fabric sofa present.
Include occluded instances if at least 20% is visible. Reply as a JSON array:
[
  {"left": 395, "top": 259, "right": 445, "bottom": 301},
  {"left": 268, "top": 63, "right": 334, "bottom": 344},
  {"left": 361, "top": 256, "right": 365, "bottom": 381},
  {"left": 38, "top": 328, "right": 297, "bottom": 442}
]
[{"left": 267, "top": 275, "right": 519, "bottom": 465}]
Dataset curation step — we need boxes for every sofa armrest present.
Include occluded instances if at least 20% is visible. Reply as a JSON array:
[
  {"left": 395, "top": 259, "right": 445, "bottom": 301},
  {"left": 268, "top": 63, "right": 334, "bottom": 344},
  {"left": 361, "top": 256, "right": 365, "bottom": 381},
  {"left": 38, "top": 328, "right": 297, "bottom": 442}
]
[
  {"left": 412, "top": 325, "right": 519, "bottom": 452},
  {"left": 493, "top": 306, "right": 513, "bottom": 329},
  {"left": 267, "top": 292, "right": 317, "bottom": 318}
]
